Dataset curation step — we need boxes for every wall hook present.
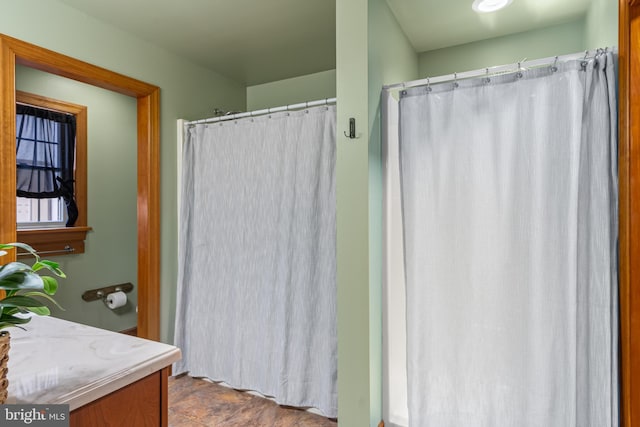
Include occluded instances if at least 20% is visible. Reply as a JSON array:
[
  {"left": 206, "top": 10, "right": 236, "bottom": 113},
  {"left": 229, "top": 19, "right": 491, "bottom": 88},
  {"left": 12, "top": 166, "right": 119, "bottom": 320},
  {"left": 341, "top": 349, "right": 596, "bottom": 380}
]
[{"left": 344, "top": 117, "right": 358, "bottom": 139}]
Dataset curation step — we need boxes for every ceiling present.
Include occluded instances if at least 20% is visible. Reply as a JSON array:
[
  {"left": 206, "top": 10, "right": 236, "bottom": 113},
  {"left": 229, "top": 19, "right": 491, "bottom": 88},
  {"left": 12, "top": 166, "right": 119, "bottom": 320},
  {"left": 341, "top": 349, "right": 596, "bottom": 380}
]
[
  {"left": 58, "top": 0, "right": 336, "bottom": 86},
  {"left": 58, "top": 0, "right": 591, "bottom": 86}
]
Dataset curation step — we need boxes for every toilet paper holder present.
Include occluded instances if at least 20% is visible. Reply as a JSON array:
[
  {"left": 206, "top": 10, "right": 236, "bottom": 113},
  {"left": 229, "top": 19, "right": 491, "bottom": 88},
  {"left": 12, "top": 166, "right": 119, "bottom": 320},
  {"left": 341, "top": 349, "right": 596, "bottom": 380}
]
[{"left": 82, "top": 282, "right": 134, "bottom": 302}]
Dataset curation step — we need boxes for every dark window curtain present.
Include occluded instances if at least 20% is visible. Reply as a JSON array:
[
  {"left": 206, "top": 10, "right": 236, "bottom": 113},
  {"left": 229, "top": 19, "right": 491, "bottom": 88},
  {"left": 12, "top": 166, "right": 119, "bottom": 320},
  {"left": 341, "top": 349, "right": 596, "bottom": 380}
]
[{"left": 16, "top": 105, "right": 78, "bottom": 226}]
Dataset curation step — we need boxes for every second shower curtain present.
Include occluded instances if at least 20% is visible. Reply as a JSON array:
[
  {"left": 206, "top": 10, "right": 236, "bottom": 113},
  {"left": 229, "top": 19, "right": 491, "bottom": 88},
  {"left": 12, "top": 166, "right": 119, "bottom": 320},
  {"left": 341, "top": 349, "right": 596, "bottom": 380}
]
[
  {"left": 174, "top": 105, "right": 337, "bottom": 418},
  {"left": 393, "top": 52, "right": 618, "bottom": 426}
]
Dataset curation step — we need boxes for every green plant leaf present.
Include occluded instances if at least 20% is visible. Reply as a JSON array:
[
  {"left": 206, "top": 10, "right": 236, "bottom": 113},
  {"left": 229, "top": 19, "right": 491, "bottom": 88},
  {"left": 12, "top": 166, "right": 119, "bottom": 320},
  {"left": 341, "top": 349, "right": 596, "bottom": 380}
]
[
  {"left": 0, "top": 312, "right": 30, "bottom": 321},
  {"left": 0, "top": 270, "right": 44, "bottom": 290},
  {"left": 1, "top": 243, "right": 38, "bottom": 259},
  {"left": 25, "top": 306, "right": 50, "bottom": 316},
  {"left": 41, "top": 276, "right": 59, "bottom": 295},
  {"left": 0, "top": 313, "right": 32, "bottom": 327},
  {"left": 0, "top": 261, "right": 33, "bottom": 277},
  {"left": 1, "top": 243, "right": 66, "bottom": 328},
  {"left": 31, "top": 261, "right": 46, "bottom": 272},
  {"left": 34, "top": 260, "right": 66, "bottom": 278},
  {"left": 1, "top": 295, "right": 47, "bottom": 308},
  {"left": 20, "top": 291, "right": 64, "bottom": 310},
  {"left": 3, "top": 307, "right": 18, "bottom": 316},
  {"left": 0, "top": 323, "right": 26, "bottom": 330}
]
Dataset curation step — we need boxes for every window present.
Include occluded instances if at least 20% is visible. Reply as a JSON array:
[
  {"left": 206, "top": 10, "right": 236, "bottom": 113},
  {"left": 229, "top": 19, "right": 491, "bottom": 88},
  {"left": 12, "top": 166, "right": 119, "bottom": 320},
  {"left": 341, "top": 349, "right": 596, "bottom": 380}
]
[
  {"left": 17, "top": 197, "right": 65, "bottom": 226},
  {"left": 15, "top": 91, "right": 90, "bottom": 256}
]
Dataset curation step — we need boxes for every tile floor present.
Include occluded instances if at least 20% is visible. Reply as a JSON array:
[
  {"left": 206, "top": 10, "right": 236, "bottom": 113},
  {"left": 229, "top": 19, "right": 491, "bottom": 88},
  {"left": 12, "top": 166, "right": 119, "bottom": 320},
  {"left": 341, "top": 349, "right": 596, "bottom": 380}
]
[{"left": 168, "top": 375, "right": 337, "bottom": 427}]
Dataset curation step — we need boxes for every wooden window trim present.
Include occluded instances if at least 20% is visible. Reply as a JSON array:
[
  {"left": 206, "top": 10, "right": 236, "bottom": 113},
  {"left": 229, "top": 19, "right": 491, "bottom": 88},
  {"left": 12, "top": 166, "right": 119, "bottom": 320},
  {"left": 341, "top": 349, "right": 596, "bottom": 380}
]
[{"left": 15, "top": 90, "right": 91, "bottom": 256}]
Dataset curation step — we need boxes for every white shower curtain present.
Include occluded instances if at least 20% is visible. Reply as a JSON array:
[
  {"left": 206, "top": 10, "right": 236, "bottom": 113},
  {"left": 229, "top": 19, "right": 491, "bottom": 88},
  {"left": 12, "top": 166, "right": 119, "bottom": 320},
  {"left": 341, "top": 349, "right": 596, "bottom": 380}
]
[
  {"left": 397, "top": 53, "right": 618, "bottom": 426},
  {"left": 174, "top": 105, "right": 337, "bottom": 417}
]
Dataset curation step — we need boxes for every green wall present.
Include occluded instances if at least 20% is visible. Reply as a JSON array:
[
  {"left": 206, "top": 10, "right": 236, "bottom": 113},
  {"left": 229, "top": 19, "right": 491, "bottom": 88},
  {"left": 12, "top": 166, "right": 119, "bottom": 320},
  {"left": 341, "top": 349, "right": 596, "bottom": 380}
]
[
  {"left": 336, "top": 0, "right": 418, "bottom": 424},
  {"left": 368, "top": 0, "right": 418, "bottom": 425},
  {"left": 1, "top": 0, "right": 246, "bottom": 344},
  {"left": 336, "top": 0, "right": 370, "bottom": 425},
  {"left": 16, "top": 66, "right": 138, "bottom": 332},
  {"left": 418, "top": 19, "right": 586, "bottom": 78},
  {"left": 585, "top": 0, "right": 618, "bottom": 49},
  {"left": 246, "top": 69, "right": 336, "bottom": 110}
]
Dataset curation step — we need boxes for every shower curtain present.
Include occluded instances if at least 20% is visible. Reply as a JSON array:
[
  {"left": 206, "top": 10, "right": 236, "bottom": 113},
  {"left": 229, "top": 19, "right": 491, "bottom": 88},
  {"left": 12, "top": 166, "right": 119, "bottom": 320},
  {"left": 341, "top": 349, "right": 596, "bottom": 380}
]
[
  {"left": 396, "top": 52, "right": 618, "bottom": 426},
  {"left": 174, "top": 105, "right": 337, "bottom": 418}
]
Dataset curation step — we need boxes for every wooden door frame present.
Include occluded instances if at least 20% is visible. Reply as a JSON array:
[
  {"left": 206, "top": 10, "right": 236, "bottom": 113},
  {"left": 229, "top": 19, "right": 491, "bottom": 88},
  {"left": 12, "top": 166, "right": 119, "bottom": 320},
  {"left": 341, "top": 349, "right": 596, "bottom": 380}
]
[
  {"left": 619, "top": 1, "right": 640, "bottom": 425},
  {"left": 0, "top": 34, "right": 160, "bottom": 340}
]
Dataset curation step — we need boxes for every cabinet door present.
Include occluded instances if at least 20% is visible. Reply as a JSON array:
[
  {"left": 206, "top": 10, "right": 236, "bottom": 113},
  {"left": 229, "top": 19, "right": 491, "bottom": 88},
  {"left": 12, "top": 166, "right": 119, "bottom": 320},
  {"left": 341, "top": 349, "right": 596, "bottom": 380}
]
[{"left": 70, "top": 368, "right": 169, "bottom": 427}]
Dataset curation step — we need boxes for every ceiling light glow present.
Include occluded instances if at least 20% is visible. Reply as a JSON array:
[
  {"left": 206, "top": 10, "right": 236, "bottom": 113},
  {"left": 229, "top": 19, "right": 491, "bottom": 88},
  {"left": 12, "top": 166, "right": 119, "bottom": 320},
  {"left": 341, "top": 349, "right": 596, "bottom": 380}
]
[{"left": 472, "top": 0, "right": 513, "bottom": 13}]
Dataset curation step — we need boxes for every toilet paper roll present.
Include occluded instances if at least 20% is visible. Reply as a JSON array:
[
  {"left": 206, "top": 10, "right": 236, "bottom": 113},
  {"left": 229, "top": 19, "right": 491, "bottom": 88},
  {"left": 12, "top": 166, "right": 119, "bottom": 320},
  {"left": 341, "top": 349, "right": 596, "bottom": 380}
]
[{"left": 105, "top": 291, "right": 127, "bottom": 309}]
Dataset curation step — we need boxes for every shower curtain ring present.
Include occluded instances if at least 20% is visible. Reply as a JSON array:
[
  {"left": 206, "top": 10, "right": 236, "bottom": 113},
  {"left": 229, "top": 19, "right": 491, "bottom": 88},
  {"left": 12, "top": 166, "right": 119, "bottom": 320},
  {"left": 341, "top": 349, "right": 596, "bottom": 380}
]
[{"left": 581, "top": 50, "right": 590, "bottom": 70}]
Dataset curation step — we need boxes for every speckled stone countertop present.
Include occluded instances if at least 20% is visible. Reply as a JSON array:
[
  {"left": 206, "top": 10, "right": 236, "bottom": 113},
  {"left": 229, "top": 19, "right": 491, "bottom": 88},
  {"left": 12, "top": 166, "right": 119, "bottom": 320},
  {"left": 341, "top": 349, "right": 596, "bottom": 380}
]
[{"left": 6, "top": 315, "right": 181, "bottom": 411}]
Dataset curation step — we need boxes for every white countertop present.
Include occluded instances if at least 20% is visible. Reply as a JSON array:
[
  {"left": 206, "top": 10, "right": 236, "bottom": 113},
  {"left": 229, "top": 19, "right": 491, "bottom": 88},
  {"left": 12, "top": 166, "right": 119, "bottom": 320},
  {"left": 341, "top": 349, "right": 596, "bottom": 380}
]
[{"left": 6, "top": 315, "right": 181, "bottom": 411}]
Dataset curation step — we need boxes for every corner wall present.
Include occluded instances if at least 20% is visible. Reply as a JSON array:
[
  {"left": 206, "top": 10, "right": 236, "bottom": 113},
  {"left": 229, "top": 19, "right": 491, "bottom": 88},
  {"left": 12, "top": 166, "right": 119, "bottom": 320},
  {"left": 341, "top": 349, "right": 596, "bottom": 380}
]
[
  {"left": 418, "top": 19, "right": 586, "bottom": 78},
  {"left": 246, "top": 70, "right": 336, "bottom": 111},
  {"left": 336, "top": 0, "right": 418, "bottom": 424},
  {"left": 584, "top": 0, "right": 618, "bottom": 49},
  {"left": 368, "top": 0, "right": 418, "bottom": 425},
  {"left": 0, "top": 0, "right": 246, "bottom": 343}
]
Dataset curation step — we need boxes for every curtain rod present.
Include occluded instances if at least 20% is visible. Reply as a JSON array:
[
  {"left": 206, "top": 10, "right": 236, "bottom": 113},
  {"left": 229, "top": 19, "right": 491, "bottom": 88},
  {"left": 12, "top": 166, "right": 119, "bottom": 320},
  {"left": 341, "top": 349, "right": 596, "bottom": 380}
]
[
  {"left": 383, "top": 47, "right": 616, "bottom": 92},
  {"left": 185, "top": 97, "right": 337, "bottom": 126}
]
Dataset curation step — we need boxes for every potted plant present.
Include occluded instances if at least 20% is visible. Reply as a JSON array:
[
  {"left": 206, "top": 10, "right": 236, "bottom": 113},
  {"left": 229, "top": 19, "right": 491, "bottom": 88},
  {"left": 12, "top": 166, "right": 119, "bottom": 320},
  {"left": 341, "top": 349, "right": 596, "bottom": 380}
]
[{"left": 0, "top": 242, "right": 65, "bottom": 403}]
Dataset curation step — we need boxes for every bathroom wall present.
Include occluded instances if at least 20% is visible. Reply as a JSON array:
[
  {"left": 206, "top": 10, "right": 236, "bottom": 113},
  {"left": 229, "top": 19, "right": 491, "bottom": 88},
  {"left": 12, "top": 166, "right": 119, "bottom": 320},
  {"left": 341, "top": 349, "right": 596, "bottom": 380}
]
[
  {"left": 418, "top": 19, "right": 586, "bottom": 78},
  {"left": 16, "top": 66, "right": 138, "bottom": 332},
  {"left": 413, "top": 0, "right": 618, "bottom": 80},
  {"left": 584, "top": 0, "right": 618, "bottom": 49},
  {"left": 335, "top": 0, "right": 418, "bottom": 424},
  {"left": 246, "top": 69, "right": 336, "bottom": 111},
  {"left": 336, "top": 0, "right": 370, "bottom": 424},
  {"left": 0, "top": 0, "right": 246, "bottom": 343},
  {"left": 368, "top": 0, "right": 418, "bottom": 424}
]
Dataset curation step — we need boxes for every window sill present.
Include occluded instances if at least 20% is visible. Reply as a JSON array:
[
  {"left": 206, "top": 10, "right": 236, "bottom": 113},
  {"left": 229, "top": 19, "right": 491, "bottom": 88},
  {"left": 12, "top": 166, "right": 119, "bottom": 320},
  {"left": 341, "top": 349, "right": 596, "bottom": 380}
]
[{"left": 16, "top": 226, "right": 92, "bottom": 257}]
